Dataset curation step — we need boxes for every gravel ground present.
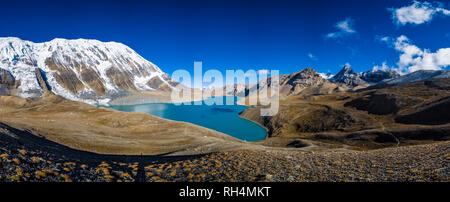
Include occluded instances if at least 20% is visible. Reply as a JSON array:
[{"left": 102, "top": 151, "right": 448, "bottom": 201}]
[
  {"left": 143, "top": 142, "right": 449, "bottom": 182},
  {"left": 1, "top": 129, "right": 448, "bottom": 182}
]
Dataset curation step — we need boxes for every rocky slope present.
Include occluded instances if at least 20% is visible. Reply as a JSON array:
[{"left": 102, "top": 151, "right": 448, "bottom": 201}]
[
  {"left": 330, "top": 65, "right": 402, "bottom": 87},
  {"left": 346, "top": 78, "right": 450, "bottom": 118},
  {"left": 0, "top": 68, "right": 17, "bottom": 95},
  {"left": 278, "top": 68, "right": 331, "bottom": 96},
  {"left": 0, "top": 37, "right": 177, "bottom": 105},
  {"left": 384, "top": 69, "right": 450, "bottom": 85},
  {"left": 1, "top": 123, "right": 448, "bottom": 182},
  {"left": 330, "top": 65, "right": 367, "bottom": 87},
  {"left": 360, "top": 69, "right": 401, "bottom": 84}
]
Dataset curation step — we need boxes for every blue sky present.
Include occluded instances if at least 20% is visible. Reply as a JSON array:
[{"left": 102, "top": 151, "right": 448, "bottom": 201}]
[{"left": 0, "top": 0, "right": 449, "bottom": 76}]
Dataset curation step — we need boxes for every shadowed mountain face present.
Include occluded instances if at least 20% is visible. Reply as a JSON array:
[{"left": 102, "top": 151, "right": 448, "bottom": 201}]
[
  {"left": 330, "top": 65, "right": 367, "bottom": 87},
  {"left": 343, "top": 78, "right": 450, "bottom": 126},
  {"left": 0, "top": 68, "right": 14, "bottom": 85},
  {"left": 330, "top": 65, "right": 402, "bottom": 87},
  {"left": 361, "top": 69, "right": 401, "bottom": 84},
  {"left": 343, "top": 92, "right": 421, "bottom": 115},
  {"left": 0, "top": 37, "right": 176, "bottom": 104},
  {"left": 346, "top": 78, "right": 450, "bottom": 119},
  {"left": 0, "top": 68, "right": 16, "bottom": 95},
  {"left": 395, "top": 96, "right": 450, "bottom": 125}
]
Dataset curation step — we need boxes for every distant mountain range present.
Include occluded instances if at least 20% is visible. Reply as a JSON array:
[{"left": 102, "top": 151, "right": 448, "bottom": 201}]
[
  {"left": 328, "top": 65, "right": 449, "bottom": 88},
  {"left": 0, "top": 37, "right": 449, "bottom": 105},
  {"left": 237, "top": 65, "right": 449, "bottom": 102},
  {"left": 328, "top": 64, "right": 401, "bottom": 87},
  {"left": 0, "top": 37, "right": 176, "bottom": 105},
  {"left": 385, "top": 70, "right": 450, "bottom": 85}
]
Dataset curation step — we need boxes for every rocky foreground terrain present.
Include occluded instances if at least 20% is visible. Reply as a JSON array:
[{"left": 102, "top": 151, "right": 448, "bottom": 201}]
[{"left": 1, "top": 121, "right": 448, "bottom": 182}]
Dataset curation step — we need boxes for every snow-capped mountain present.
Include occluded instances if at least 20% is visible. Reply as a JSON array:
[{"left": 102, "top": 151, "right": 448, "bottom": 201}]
[
  {"left": 330, "top": 65, "right": 367, "bottom": 87},
  {"left": 330, "top": 65, "right": 402, "bottom": 86},
  {"left": 360, "top": 69, "right": 401, "bottom": 84},
  {"left": 384, "top": 70, "right": 450, "bottom": 85},
  {"left": 0, "top": 37, "right": 176, "bottom": 105},
  {"left": 318, "top": 72, "right": 334, "bottom": 80}
]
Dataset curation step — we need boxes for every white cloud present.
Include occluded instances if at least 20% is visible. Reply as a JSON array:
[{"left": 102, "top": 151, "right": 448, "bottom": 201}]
[
  {"left": 439, "top": 7, "right": 450, "bottom": 15},
  {"left": 325, "top": 17, "right": 356, "bottom": 39},
  {"left": 326, "top": 32, "right": 337, "bottom": 38},
  {"left": 308, "top": 53, "right": 318, "bottom": 60},
  {"left": 380, "top": 36, "right": 389, "bottom": 42},
  {"left": 336, "top": 19, "right": 356, "bottom": 33},
  {"left": 391, "top": 1, "right": 450, "bottom": 25},
  {"left": 372, "top": 62, "right": 390, "bottom": 71},
  {"left": 391, "top": 35, "right": 450, "bottom": 72},
  {"left": 371, "top": 62, "right": 403, "bottom": 74}
]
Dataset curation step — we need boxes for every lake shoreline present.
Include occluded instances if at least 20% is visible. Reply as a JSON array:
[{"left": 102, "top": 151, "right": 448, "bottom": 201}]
[
  {"left": 103, "top": 96, "right": 268, "bottom": 142},
  {"left": 238, "top": 111, "right": 269, "bottom": 141},
  {"left": 106, "top": 91, "right": 207, "bottom": 106}
]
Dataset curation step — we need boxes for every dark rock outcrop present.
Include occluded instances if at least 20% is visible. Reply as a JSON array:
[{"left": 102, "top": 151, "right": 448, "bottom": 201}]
[
  {"left": 106, "top": 67, "right": 137, "bottom": 91},
  {"left": 344, "top": 92, "right": 421, "bottom": 115},
  {"left": 395, "top": 96, "right": 450, "bottom": 125},
  {"left": 0, "top": 68, "right": 16, "bottom": 95},
  {"left": 331, "top": 65, "right": 367, "bottom": 87},
  {"left": 34, "top": 68, "right": 51, "bottom": 91},
  {"left": 0, "top": 68, "right": 15, "bottom": 86},
  {"left": 361, "top": 69, "right": 400, "bottom": 83}
]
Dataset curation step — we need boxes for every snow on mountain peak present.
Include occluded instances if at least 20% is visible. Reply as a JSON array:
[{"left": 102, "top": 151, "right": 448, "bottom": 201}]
[
  {"left": 343, "top": 64, "right": 351, "bottom": 70},
  {"left": 0, "top": 37, "right": 173, "bottom": 105},
  {"left": 330, "top": 65, "right": 367, "bottom": 87},
  {"left": 385, "top": 69, "right": 450, "bottom": 85},
  {"left": 318, "top": 72, "right": 334, "bottom": 79},
  {"left": 361, "top": 68, "right": 401, "bottom": 84}
]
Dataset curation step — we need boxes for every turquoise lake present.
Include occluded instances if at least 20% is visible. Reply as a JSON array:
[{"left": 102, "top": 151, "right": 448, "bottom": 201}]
[{"left": 103, "top": 96, "right": 267, "bottom": 141}]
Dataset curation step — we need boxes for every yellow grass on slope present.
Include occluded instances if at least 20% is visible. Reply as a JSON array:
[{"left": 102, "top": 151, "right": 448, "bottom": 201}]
[{"left": 0, "top": 94, "right": 244, "bottom": 156}]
